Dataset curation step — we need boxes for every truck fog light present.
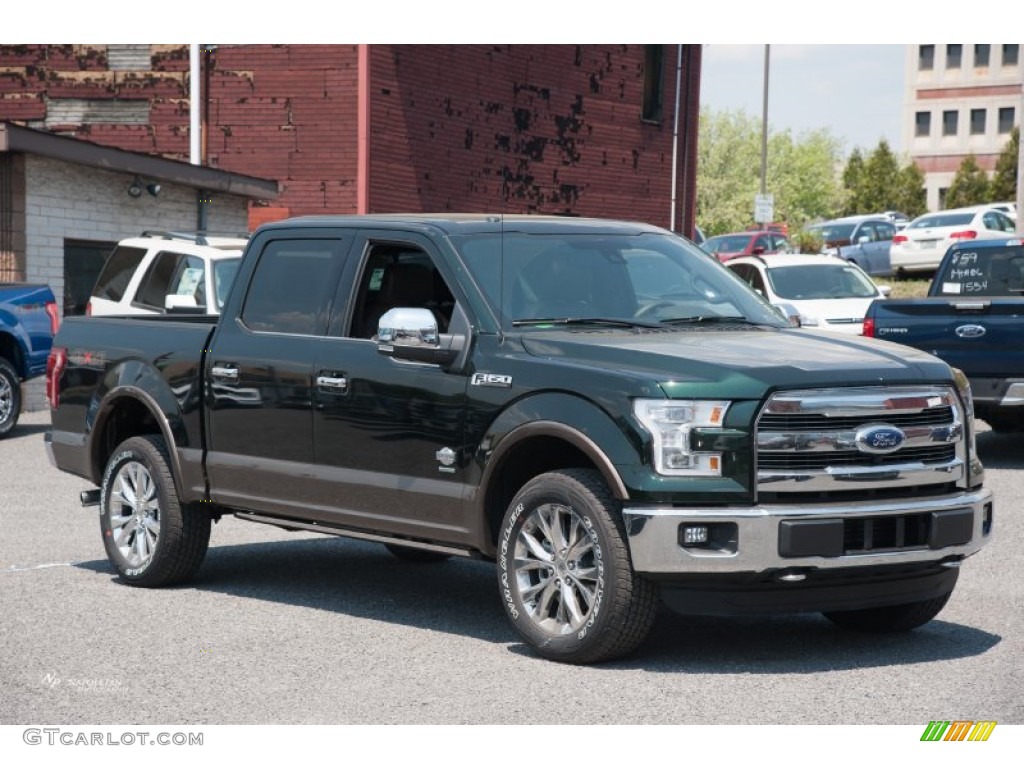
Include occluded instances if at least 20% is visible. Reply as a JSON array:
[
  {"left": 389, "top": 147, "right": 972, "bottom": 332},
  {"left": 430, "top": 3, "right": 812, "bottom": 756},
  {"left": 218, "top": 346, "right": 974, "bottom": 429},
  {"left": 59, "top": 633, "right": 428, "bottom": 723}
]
[{"left": 682, "top": 525, "right": 709, "bottom": 545}]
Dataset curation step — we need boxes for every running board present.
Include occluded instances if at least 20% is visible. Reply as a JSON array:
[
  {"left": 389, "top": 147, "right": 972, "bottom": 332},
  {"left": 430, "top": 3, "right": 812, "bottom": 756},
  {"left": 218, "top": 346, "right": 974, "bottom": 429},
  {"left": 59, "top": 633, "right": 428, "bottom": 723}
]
[{"left": 233, "top": 511, "right": 477, "bottom": 559}]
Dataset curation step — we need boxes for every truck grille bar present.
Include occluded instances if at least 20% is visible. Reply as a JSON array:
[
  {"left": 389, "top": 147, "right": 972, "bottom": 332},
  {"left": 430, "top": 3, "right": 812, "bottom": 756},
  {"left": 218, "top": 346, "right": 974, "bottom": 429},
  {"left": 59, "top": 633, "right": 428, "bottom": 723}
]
[{"left": 755, "top": 387, "right": 966, "bottom": 497}]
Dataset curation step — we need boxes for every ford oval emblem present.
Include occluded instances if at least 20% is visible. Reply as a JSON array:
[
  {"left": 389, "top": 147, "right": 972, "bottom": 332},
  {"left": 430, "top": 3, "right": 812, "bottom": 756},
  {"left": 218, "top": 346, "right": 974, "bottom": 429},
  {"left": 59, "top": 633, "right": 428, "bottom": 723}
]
[
  {"left": 955, "top": 324, "right": 987, "bottom": 339},
  {"left": 854, "top": 424, "right": 906, "bottom": 455}
]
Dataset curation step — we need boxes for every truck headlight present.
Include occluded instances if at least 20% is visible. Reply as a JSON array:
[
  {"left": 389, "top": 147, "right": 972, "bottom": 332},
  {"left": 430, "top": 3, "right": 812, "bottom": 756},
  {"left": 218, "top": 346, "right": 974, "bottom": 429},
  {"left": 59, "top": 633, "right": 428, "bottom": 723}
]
[
  {"left": 951, "top": 367, "right": 977, "bottom": 455},
  {"left": 633, "top": 399, "right": 730, "bottom": 476}
]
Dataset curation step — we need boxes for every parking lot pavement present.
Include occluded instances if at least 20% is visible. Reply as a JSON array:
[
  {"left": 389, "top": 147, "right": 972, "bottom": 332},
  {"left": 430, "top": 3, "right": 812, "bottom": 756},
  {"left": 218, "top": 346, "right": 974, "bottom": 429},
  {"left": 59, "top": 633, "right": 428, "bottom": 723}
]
[{"left": 2, "top": 409, "right": 1022, "bottom": 726}]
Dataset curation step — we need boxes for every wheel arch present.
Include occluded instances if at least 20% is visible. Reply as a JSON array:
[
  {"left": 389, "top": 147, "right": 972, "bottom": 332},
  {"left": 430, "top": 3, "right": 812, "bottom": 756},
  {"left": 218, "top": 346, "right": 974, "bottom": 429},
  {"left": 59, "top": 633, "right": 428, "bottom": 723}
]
[
  {"left": 88, "top": 385, "right": 189, "bottom": 500},
  {"left": 475, "top": 391, "right": 640, "bottom": 555}
]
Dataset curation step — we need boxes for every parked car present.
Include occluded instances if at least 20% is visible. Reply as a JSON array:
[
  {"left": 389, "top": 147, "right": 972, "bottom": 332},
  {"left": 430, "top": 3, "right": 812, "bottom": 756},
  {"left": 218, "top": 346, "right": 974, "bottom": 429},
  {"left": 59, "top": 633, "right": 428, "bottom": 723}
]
[
  {"left": 0, "top": 282, "right": 58, "bottom": 436},
  {"left": 87, "top": 231, "right": 248, "bottom": 316},
  {"left": 727, "top": 253, "right": 888, "bottom": 334},
  {"left": 864, "top": 237, "right": 1024, "bottom": 431},
  {"left": 877, "top": 211, "right": 910, "bottom": 230},
  {"left": 701, "top": 230, "right": 791, "bottom": 263},
  {"left": 804, "top": 215, "right": 896, "bottom": 277},
  {"left": 890, "top": 206, "right": 1017, "bottom": 275}
]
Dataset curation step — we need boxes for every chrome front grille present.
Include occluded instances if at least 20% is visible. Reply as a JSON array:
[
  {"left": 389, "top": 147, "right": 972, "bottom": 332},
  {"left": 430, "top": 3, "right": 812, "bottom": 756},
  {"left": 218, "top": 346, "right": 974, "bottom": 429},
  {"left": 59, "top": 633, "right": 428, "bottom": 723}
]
[{"left": 755, "top": 387, "right": 966, "bottom": 497}]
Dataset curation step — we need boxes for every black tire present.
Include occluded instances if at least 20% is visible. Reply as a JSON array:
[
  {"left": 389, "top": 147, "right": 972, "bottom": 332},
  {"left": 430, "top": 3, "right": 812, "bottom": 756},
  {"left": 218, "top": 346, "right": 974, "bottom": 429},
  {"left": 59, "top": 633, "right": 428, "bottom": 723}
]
[
  {"left": 384, "top": 544, "right": 451, "bottom": 563},
  {"left": 981, "top": 411, "right": 1024, "bottom": 433},
  {"left": 100, "top": 435, "right": 210, "bottom": 587},
  {"left": 497, "top": 468, "right": 657, "bottom": 664},
  {"left": 0, "top": 358, "right": 22, "bottom": 438},
  {"left": 823, "top": 591, "right": 953, "bottom": 633}
]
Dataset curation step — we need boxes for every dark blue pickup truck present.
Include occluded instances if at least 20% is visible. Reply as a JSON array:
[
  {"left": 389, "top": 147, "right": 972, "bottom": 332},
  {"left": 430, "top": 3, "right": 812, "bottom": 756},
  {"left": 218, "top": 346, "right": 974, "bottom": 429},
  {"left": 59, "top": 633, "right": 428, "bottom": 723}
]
[
  {"left": 0, "top": 282, "right": 59, "bottom": 436},
  {"left": 864, "top": 238, "right": 1024, "bottom": 432}
]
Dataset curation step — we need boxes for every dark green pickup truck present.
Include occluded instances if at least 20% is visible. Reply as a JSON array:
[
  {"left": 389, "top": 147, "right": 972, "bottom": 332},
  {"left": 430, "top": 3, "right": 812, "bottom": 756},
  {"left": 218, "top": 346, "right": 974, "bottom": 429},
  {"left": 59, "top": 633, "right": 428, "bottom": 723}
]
[{"left": 45, "top": 215, "right": 993, "bottom": 664}]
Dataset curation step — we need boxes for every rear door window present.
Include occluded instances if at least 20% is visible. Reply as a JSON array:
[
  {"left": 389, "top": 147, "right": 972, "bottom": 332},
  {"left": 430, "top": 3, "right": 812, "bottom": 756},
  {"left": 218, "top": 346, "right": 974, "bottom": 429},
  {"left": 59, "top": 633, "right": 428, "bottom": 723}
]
[
  {"left": 135, "top": 251, "right": 201, "bottom": 309},
  {"left": 934, "top": 247, "right": 1024, "bottom": 296},
  {"left": 91, "top": 246, "right": 146, "bottom": 302}
]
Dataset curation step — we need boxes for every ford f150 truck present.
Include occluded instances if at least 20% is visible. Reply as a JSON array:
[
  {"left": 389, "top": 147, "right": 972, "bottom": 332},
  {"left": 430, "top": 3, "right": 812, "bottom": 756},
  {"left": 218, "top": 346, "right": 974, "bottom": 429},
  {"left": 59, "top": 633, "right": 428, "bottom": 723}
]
[
  {"left": 864, "top": 237, "right": 1024, "bottom": 433},
  {"left": 1, "top": 282, "right": 59, "bottom": 437},
  {"left": 45, "top": 215, "right": 993, "bottom": 664}
]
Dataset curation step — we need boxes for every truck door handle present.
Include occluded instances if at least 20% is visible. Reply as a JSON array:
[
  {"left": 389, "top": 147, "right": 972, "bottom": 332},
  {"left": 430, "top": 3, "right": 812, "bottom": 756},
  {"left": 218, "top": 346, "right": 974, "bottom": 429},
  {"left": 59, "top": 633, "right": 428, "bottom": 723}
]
[
  {"left": 211, "top": 365, "right": 239, "bottom": 381},
  {"left": 316, "top": 375, "right": 348, "bottom": 393}
]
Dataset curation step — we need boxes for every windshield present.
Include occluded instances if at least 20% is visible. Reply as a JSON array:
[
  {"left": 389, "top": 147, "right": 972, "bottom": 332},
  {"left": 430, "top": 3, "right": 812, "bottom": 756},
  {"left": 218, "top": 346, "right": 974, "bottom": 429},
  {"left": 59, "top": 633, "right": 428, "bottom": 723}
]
[
  {"left": 450, "top": 231, "right": 787, "bottom": 330},
  {"left": 703, "top": 235, "right": 750, "bottom": 254},
  {"left": 213, "top": 258, "right": 242, "bottom": 310},
  {"left": 909, "top": 213, "right": 974, "bottom": 229},
  {"left": 933, "top": 246, "right": 1024, "bottom": 297},
  {"left": 767, "top": 263, "right": 879, "bottom": 300}
]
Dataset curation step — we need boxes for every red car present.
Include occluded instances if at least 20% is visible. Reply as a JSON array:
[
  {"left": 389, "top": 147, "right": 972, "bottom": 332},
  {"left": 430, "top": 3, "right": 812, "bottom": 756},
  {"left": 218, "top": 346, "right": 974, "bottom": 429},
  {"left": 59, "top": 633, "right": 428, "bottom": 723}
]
[{"left": 701, "top": 230, "right": 792, "bottom": 263}]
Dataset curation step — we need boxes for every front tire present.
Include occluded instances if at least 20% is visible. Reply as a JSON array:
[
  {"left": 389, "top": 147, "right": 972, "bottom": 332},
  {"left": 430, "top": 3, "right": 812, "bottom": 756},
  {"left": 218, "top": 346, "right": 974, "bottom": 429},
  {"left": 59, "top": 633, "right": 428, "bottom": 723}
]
[
  {"left": 0, "top": 358, "right": 21, "bottom": 438},
  {"left": 497, "top": 468, "right": 656, "bottom": 664},
  {"left": 100, "top": 435, "right": 210, "bottom": 587},
  {"left": 823, "top": 591, "right": 953, "bottom": 632}
]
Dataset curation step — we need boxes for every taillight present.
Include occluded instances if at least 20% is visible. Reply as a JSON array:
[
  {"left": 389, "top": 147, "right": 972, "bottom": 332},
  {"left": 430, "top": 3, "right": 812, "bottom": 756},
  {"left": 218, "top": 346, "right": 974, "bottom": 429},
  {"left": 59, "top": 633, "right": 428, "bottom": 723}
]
[
  {"left": 46, "top": 346, "right": 67, "bottom": 410},
  {"left": 892, "top": 234, "right": 908, "bottom": 244},
  {"left": 862, "top": 317, "right": 875, "bottom": 337},
  {"left": 85, "top": 301, "right": 93, "bottom": 316},
  {"left": 44, "top": 299, "right": 60, "bottom": 335},
  {"left": 950, "top": 230, "right": 977, "bottom": 240}
]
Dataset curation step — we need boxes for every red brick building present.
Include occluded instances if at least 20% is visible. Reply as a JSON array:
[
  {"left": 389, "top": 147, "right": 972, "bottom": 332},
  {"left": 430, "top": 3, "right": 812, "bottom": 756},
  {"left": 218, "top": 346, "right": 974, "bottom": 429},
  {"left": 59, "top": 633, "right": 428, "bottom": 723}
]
[{"left": 0, "top": 44, "right": 702, "bottom": 234}]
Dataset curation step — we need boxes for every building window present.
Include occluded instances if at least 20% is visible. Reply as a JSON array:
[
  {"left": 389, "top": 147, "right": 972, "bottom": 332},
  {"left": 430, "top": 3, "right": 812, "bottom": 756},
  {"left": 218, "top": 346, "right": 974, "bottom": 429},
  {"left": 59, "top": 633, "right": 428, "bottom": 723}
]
[
  {"left": 946, "top": 45, "right": 962, "bottom": 69},
  {"left": 970, "top": 109, "right": 986, "bottom": 135},
  {"left": 974, "top": 45, "right": 990, "bottom": 68},
  {"left": 918, "top": 45, "right": 935, "bottom": 71},
  {"left": 915, "top": 111, "right": 931, "bottom": 137},
  {"left": 998, "top": 107, "right": 1016, "bottom": 134},
  {"left": 1003, "top": 44, "right": 1019, "bottom": 67},
  {"left": 641, "top": 45, "right": 664, "bottom": 122},
  {"left": 943, "top": 110, "right": 959, "bottom": 136}
]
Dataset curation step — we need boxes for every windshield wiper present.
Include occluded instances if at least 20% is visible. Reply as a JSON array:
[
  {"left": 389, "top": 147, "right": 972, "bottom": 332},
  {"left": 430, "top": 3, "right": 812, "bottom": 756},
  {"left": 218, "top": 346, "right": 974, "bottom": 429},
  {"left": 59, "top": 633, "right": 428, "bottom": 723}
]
[
  {"left": 512, "top": 317, "right": 664, "bottom": 329},
  {"left": 659, "top": 315, "right": 772, "bottom": 327}
]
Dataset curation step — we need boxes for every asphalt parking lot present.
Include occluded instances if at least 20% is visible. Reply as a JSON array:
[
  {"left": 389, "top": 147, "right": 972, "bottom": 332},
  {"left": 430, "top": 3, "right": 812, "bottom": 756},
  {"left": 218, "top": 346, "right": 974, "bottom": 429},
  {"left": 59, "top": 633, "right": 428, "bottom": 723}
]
[{"left": 1, "top": 409, "right": 1022, "bottom": 726}]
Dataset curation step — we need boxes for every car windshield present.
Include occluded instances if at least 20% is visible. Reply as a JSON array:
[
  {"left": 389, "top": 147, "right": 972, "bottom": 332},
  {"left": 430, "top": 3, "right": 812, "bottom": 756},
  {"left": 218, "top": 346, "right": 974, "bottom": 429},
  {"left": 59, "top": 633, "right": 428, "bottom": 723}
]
[
  {"left": 908, "top": 213, "right": 974, "bottom": 229},
  {"left": 807, "top": 222, "right": 855, "bottom": 241},
  {"left": 766, "top": 263, "right": 879, "bottom": 300},
  {"left": 933, "top": 246, "right": 1024, "bottom": 297},
  {"left": 213, "top": 258, "right": 242, "bottom": 309},
  {"left": 703, "top": 235, "right": 750, "bottom": 253},
  {"left": 451, "top": 230, "right": 787, "bottom": 330}
]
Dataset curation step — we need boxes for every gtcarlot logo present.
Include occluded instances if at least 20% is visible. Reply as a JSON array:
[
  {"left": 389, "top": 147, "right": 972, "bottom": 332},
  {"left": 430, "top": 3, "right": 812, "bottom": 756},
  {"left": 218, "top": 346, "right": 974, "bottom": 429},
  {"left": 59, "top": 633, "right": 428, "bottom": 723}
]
[
  {"left": 920, "top": 720, "right": 996, "bottom": 742},
  {"left": 23, "top": 729, "right": 203, "bottom": 747}
]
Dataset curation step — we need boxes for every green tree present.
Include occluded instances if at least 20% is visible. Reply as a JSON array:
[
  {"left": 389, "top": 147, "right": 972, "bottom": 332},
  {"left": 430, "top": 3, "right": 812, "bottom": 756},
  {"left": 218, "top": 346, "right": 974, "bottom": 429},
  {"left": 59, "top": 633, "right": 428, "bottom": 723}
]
[
  {"left": 840, "top": 148, "right": 866, "bottom": 215},
  {"left": 696, "top": 108, "right": 844, "bottom": 235},
  {"left": 860, "top": 140, "right": 901, "bottom": 211},
  {"left": 945, "top": 154, "right": 990, "bottom": 208},
  {"left": 894, "top": 163, "right": 927, "bottom": 218},
  {"left": 990, "top": 126, "right": 1019, "bottom": 202}
]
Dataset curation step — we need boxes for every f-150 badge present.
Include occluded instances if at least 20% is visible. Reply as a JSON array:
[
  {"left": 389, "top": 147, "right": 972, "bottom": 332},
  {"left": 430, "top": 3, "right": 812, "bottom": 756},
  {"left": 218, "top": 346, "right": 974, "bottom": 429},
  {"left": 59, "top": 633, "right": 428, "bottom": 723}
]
[{"left": 471, "top": 373, "right": 512, "bottom": 388}]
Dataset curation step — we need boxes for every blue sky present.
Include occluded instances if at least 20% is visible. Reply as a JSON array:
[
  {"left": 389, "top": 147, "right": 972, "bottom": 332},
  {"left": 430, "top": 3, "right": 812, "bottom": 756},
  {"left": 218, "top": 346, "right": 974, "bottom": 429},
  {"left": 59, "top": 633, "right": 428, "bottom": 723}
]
[{"left": 700, "top": 45, "right": 908, "bottom": 158}]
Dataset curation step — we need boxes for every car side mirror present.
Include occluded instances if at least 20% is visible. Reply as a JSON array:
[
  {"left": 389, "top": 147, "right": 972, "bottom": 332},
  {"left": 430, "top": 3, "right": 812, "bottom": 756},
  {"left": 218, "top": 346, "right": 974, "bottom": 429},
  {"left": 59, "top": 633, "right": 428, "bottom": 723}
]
[
  {"left": 857, "top": 235, "right": 871, "bottom": 245},
  {"left": 751, "top": 246, "right": 766, "bottom": 256},
  {"left": 878, "top": 285, "right": 892, "bottom": 297},
  {"left": 377, "top": 307, "right": 463, "bottom": 366},
  {"left": 165, "top": 295, "right": 206, "bottom": 314},
  {"left": 773, "top": 302, "right": 802, "bottom": 327}
]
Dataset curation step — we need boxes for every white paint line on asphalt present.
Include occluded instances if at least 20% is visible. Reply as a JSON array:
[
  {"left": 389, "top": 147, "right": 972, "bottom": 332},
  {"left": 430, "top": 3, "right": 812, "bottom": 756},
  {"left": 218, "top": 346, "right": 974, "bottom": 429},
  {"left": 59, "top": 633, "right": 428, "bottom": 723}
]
[{"left": 3, "top": 562, "right": 80, "bottom": 573}]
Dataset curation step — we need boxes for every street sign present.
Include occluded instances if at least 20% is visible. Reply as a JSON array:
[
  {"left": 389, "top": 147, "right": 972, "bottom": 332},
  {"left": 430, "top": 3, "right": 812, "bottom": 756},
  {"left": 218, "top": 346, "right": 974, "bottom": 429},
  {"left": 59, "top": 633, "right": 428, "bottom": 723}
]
[{"left": 755, "top": 193, "right": 774, "bottom": 224}]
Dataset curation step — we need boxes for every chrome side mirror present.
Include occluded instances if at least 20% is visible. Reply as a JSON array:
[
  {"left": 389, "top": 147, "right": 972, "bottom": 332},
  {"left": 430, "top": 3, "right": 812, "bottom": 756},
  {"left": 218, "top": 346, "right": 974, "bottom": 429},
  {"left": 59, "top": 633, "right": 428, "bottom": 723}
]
[
  {"left": 165, "top": 294, "right": 206, "bottom": 314},
  {"left": 377, "top": 307, "right": 460, "bottom": 365}
]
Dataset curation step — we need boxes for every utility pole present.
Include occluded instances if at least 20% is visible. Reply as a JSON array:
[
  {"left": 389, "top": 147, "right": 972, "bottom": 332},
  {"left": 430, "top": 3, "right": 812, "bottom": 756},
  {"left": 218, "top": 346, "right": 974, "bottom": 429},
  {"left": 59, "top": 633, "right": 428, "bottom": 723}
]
[
  {"left": 760, "top": 44, "right": 770, "bottom": 196},
  {"left": 1017, "top": 78, "right": 1023, "bottom": 234}
]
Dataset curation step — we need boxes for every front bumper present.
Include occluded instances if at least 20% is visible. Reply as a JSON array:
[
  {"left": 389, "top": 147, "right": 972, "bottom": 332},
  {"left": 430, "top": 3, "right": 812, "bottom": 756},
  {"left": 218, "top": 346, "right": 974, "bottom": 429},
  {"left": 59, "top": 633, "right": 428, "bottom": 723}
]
[{"left": 622, "top": 488, "right": 993, "bottom": 576}]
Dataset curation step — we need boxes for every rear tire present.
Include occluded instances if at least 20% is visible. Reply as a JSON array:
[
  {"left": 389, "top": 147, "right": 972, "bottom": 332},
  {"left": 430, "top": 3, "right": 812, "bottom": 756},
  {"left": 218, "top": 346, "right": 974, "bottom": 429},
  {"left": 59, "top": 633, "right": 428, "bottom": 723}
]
[
  {"left": 823, "top": 591, "right": 953, "bottom": 633},
  {"left": 100, "top": 435, "right": 210, "bottom": 587},
  {"left": 497, "top": 468, "right": 657, "bottom": 664},
  {"left": 981, "top": 410, "right": 1024, "bottom": 433},
  {"left": 0, "top": 358, "right": 21, "bottom": 438}
]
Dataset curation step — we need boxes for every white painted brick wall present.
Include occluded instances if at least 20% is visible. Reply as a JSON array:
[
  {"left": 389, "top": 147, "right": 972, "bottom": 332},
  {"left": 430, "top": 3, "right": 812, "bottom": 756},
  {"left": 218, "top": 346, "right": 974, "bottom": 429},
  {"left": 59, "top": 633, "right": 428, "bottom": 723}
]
[{"left": 20, "top": 156, "right": 251, "bottom": 412}]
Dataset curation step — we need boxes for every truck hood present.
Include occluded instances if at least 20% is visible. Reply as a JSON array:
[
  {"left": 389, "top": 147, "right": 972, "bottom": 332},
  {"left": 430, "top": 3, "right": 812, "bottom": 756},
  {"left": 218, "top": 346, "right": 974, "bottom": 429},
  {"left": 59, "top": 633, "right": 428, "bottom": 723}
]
[{"left": 519, "top": 327, "right": 953, "bottom": 398}]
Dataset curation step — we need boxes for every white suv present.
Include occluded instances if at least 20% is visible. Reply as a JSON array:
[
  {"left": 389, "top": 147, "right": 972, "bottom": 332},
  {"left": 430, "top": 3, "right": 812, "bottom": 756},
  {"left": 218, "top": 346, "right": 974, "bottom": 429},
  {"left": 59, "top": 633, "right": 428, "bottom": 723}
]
[{"left": 88, "top": 231, "right": 247, "bottom": 316}]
